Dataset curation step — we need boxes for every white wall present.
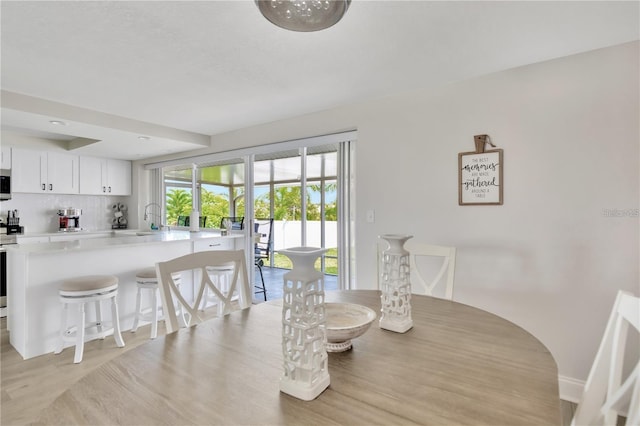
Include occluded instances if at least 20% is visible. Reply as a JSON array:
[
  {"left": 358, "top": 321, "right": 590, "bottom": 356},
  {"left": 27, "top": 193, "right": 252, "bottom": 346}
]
[
  {"left": 352, "top": 42, "right": 639, "bottom": 400},
  {"left": 139, "top": 42, "right": 638, "bottom": 397}
]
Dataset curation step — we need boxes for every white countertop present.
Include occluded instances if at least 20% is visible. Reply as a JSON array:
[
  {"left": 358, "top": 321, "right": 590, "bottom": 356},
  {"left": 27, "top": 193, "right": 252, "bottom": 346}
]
[
  {"left": 16, "top": 228, "right": 193, "bottom": 238},
  {"left": 16, "top": 229, "right": 116, "bottom": 238},
  {"left": 8, "top": 230, "right": 242, "bottom": 253}
]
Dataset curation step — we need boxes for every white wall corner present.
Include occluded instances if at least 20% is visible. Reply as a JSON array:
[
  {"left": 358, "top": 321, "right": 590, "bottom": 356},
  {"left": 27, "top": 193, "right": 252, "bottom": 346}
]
[{"left": 558, "top": 375, "right": 585, "bottom": 403}]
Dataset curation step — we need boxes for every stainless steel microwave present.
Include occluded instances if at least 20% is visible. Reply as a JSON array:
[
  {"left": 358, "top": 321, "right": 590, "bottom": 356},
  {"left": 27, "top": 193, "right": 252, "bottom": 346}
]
[{"left": 0, "top": 169, "right": 11, "bottom": 200}]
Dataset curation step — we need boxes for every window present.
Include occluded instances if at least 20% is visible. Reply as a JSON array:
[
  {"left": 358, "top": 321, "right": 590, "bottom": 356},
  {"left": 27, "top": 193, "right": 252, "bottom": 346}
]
[
  {"left": 151, "top": 131, "right": 356, "bottom": 289},
  {"left": 198, "top": 161, "right": 244, "bottom": 229},
  {"left": 163, "top": 167, "right": 192, "bottom": 227}
]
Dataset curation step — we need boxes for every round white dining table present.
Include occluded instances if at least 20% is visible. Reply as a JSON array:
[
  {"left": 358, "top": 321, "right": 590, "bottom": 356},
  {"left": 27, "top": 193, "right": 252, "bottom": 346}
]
[{"left": 36, "top": 290, "right": 560, "bottom": 425}]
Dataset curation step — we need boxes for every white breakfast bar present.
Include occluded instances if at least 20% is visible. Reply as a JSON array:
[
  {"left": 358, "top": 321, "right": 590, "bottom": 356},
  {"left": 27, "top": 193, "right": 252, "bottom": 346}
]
[{"left": 6, "top": 230, "right": 243, "bottom": 359}]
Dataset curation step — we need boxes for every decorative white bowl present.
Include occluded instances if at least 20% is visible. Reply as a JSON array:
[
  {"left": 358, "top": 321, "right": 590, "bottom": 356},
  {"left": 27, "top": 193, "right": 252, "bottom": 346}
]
[{"left": 325, "top": 303, "right": 377, "bottom": 352}]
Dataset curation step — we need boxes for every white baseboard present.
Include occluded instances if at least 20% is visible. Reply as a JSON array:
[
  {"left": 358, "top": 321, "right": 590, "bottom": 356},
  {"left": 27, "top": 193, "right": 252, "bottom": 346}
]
[
  {"left": 559, "top": 374, "right": 632, "bottom": 418},
  {"left": 559, "top": 375, "right": 585, "bottom": 403}
]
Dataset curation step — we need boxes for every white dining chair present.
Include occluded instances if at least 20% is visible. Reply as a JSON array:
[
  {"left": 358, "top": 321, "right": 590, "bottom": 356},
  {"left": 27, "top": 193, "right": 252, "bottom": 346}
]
[
  {"left": 571, "top": 290, "right": 639, "bottom": 426},
  {"left": 404, "top": 241, "right": 456, "bottom": 300},
  {"left": 156, "top": 250, "right": 251, "bottom": 333}
]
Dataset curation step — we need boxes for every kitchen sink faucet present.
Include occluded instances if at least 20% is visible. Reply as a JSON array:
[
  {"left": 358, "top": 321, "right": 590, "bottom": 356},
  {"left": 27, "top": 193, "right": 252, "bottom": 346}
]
[{"left": 143, "top": 203, "right": 169, "bottom": 230}]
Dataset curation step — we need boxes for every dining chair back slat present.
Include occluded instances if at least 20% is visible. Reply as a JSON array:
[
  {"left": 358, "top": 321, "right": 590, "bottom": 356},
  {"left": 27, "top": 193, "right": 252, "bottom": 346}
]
[
  {"left": 405, "top": 241, "right": 456, "bottom": 300},
  {"left": 571, "top": 290, "right": 640, "bottom": 426},
  {"left": 156, "top": 250, "right": 251, "bottom": 333}
]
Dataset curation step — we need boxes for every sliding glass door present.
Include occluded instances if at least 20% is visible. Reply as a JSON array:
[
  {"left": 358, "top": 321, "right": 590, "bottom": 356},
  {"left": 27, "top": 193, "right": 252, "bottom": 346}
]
[
  {"left": 253, "top": 145, "right": 338, "bottom": 276},
  {"left": 154, "top": 131, "right": 356, "bottom": 292}
]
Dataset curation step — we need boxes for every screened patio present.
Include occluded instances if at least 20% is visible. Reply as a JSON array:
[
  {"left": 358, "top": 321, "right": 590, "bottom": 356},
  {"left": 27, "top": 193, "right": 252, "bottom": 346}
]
[{"left": 161, "top": 145, "right": 341, "bottom": 300}]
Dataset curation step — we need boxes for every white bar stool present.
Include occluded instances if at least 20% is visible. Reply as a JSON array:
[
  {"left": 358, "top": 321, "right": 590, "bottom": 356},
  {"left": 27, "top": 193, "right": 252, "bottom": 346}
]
[
  {"left": 55, "top": 275, "right": 125, "bottom": 364},
  {"left": 132, "top": 267, "right": 182, "bottom": 339},
  {"left": 203, "top": 265, "right": 234, "bottom": 314}
]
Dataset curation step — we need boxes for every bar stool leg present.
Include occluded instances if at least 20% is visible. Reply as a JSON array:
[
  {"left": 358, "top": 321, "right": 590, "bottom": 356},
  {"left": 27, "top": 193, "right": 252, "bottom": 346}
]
[
  {"left": 132, "top": 286, "right": 142, "bottom": 333},
  {"left": 95, "top": 300, "right": 104, "bottom": 337},
  {"left": 55, "top": 303, "right": 67, "bottom": 355},
  {"left": 111, "top": 296, "right": 125, "bottom": 348},
  {"left": 74, "top": 303, "right": 86, "bottom": 364},
  {"left": 150, "top": 287, "right": 159, "bottom": 339}
]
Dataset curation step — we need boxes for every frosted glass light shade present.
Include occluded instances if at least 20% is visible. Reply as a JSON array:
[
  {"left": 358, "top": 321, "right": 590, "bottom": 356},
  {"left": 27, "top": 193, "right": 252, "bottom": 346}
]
[{"left": 255, "top": 0, "right": 351, "bottom": 32}]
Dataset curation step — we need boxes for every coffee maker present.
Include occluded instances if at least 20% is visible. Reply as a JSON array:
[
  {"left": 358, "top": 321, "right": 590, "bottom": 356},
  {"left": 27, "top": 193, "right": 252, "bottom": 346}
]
[{"left": 57, "top": 208, "right": 82, "bottom": 232}]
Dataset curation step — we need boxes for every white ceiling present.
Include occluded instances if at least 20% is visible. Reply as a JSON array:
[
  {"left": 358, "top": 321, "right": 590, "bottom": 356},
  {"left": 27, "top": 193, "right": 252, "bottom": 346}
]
[{"left": 1, "top": 1, "right": 638, "bottom": 160}]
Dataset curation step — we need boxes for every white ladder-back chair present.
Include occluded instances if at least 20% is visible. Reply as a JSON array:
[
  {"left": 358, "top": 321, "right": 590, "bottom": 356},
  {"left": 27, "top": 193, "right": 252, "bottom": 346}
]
[
  {"left": 405, "top": 242, "right": 456, "bottom": 300},
  {"left": 156, "top": 250, "right": 251, "bottom": 334},
  {"left": 571, "top": 290, "right": 640, "bottom": 426}
]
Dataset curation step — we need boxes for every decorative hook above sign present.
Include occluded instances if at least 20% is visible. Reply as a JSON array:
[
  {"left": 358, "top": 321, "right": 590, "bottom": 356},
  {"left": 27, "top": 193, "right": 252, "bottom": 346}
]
[{"left": 458, "top": 135, "right": 503, "bottom": 205}]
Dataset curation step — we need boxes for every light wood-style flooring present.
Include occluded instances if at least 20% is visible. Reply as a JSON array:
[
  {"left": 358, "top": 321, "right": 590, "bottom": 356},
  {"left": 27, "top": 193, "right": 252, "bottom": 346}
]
[
  {"left": 0, "top": 314, "right": 211, "bottom": 425},
  {"left": 2, "top": 315, "right": 578, "bottom": 426},
  {"left": 0, "top": 268, "right": 337, "bottom": 425}
]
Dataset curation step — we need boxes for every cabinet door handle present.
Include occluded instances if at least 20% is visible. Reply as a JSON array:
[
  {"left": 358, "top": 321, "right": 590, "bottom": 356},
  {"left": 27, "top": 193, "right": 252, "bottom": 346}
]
[
  {"left": 102, "top": 186, "right": 106, "bottom": 193},
  {"left": 49, "top": 184, "right": 53, "bottom": 191},
  {"left": 108, "top": 186, "right": 112, "bottom": 193},
  {"left": 209, "top": 243, "right": 221, "bottom": 247},
  {"left": 42, "top": 183, "right": 46, "bottom": 191}
]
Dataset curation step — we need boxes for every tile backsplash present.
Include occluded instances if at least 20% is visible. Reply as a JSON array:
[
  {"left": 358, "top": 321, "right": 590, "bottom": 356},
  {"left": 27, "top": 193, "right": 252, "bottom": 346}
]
[{"left": 1, "top": 193, "right": 134, "bottom": 234}]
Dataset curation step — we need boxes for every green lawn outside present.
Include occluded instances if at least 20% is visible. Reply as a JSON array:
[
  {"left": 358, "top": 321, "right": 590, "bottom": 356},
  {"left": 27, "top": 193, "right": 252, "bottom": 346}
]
[{"left": 273, "top": 247, "right": 338, "bottom": 275}]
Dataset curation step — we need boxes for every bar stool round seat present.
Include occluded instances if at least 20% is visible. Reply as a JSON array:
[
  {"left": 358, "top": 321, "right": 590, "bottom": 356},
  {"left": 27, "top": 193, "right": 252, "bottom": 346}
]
[
  {"left": 56, "top": 275, "right": 125, "bottom": 364},
  {"left": 135, "top": 268, "right": 160, "bottom": 282},
  {"left": 132, "top": 267, "right": 182, "bottom": 339},
  {"left": 60, "top": 275, "right": 118, "bottom": 295}
]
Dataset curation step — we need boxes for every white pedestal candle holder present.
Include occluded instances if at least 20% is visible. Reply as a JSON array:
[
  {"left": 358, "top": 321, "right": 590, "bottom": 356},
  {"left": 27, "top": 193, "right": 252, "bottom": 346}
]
[
  {"left": 279, "top": 247, "right": 330, "bottom": 401},
  {"left": 378, "top": 234, "right": 413, "bottom": 333}
]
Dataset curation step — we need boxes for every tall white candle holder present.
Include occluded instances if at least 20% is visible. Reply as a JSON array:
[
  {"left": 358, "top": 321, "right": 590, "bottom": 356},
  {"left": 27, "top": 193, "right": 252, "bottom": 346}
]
[
  {"left": 278, "top": 247, "right": 330, "bottom": 401},
  {"left": 378, "top": 234, "right": 413, "bottom": 333}
]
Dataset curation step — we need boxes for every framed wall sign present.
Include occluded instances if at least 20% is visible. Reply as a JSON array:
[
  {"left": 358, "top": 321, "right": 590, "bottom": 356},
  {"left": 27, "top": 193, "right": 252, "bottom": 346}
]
[{"left": 458, "top": 148, "right": 503, "bottom": 205}]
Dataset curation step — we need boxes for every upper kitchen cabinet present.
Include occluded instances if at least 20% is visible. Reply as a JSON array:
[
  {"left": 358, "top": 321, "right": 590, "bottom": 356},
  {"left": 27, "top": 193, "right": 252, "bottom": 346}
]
[
  {"left": 12, "top": 148, "right": 79, "bottom": 194},
  {"left": 79, "top": 157, "right": 131, "bottom": 196},
  {"left": 1, "top": 146, "right": 11, "bottom": 169},
  {"left": 107, "top": 159, "right": 131, "bottom": 195}
]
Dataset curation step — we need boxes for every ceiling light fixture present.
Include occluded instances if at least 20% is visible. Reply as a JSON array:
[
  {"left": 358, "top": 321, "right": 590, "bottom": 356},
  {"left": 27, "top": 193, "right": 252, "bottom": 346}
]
[
  {"left": 255, "top": 0, "right": 351, "bottom": 32},
  {"left": 49, "top": 120, "right": 67, "bottom": 126}
]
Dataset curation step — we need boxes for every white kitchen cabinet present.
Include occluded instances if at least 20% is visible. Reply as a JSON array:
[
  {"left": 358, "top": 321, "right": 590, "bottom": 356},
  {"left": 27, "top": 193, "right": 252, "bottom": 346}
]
[
  {"left": 78, "top": 156, "right": 103, "bottom": 195},
  {"left": 12, "top": 148, "right": 79, "bottom": 194},
  {"left": 107, "top": 159, "right": 131, "bottom": 195},
  {"left": 193, "top": 237, "right": 235, "bottom": 252},
  {"left": 79, "top": 156, "right": 131, "bottom": 196},
  {"left": 1, "top": 146, "right": 11, "bottom": 169}
]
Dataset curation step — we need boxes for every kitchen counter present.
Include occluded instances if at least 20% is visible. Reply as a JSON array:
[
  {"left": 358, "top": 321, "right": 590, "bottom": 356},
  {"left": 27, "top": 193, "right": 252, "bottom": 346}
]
[
  {"left": 10, "top": 230, "right": 241, "bottom": 253},
  {"left": 7, "top": 230, "right": 245, "bottom": 360},
  {"left": 17, "top": 229, "right": 116, "bottom": 238}
]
